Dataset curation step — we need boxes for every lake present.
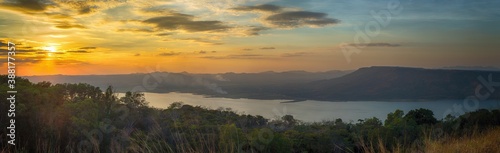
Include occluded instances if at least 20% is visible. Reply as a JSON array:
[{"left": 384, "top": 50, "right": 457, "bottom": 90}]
[{"left": 139, "top": 92, "right": 500, "bottom": 123}]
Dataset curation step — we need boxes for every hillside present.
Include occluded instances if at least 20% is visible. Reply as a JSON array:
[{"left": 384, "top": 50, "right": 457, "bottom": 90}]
[
  {"left": 301, "top": 66, "right": 500, "bottom": 101},
  {"left": 24, "top": 66, "right": 500, "bottom": 101}
]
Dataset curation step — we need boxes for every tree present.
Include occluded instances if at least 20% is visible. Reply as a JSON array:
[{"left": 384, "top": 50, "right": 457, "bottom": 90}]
[
  {"left": 385, "top": 109, "right": 404, "bottom": 126},
  {"left": 282, "top": 115, "right": 297, "bottom": 126},
  {"left": 120, "top": 91, "right": 148, "bottom": 109},
  {"left": 404, "top": 108, "right": 437, "bottom": 125}
]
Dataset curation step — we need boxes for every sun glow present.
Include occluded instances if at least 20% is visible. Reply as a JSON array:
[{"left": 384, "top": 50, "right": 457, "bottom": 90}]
[{"left": 44, "top": 46, "right": 57, "bottom": 52}]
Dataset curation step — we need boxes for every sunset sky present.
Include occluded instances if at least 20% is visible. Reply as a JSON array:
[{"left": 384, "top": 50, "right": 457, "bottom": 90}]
[{"left": 1, "top": 0, "right": 499, "bottom": 75}]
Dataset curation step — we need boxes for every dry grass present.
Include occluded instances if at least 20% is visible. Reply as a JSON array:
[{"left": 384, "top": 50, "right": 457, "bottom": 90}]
[
  {"left": 424, "top": 127, "right": 500, "bottom": 153},
  {"left": 358, "top": 127, "right": 500, "bottom": 153}
]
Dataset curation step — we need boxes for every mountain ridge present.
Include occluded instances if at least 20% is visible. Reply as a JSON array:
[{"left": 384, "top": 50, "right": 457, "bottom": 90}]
[{"left": 24, "top": 66, "right": 500, "bottom": 101}]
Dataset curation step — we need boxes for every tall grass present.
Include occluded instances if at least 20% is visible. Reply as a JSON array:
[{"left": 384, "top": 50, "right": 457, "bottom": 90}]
[
  {"left": 423, "top": 127, "right": 500, "bottom": 153},
  {"left": 357, "top": 126, "right": 500, "bottom": 153}
]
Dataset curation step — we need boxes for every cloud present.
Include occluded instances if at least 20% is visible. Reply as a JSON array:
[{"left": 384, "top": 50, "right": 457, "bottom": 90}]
[
  {"left": 30, "top": 50, "right": 64, "bottom": 55},
  {"left": 158, "top": 51, "right": 181, "bottom": 56},
  {"left": 260, "top": 47, "right": 275, "bottom": 50},
  {"left": 348, "top": 43, "right": 401, "bottom": 47},
  {"left": 12, "top": 57, "right": 44, "bottom": 64},
  {"left": 53, "top": 0, "right": 126, "bottom": 16},
  {"left": 117, "top": 28, "right": 154, "bottom": 33},
  {"left": 0, "top": 0, "right": 49, "bottom": 13},
  {"left": 265, "top": 11, "right": 340, "bottom": 28},
  {"left": 245, "top": 26, "right": 269, "bottom": 36},
  {"left": 178, "top": 38, "right": 223, "bottom": 45},
  {"left": 281, "top": 52, "right": 310, "bottom": 57},
  {"left": 54, "top": 21, "right": 86, "bottom": 29},
  {"left": 202, "top": 54, "right": 265, "bottom": 59},
  {"left": 231, "top": 4, "right": 283, "bottom": 13},
  {"left": 242, "top": 48, "right": 252, "bottom": 51},
  {"left": 67, "top": 50, "right": 91, "bottom": 53},
  {"left": 197, "top": 50, "right": 216, "bottom": 54},
  {"left": 227, "top": 54, "right": 265, "bottom": 59},
  {"left": 0, "top": 46, "right": 41, "bottom": 54},
  {"left": 79, "top": 47, "right": 97, "bottom": 49},
  {"left": 134, "top": 53, "right": 141, "bottom": 56},
  {"left": 52, "top": 59, "right": 90, "bottom": 65},
  {"left": 156, "top": 33, "right": 173, "bottom": 36},
  {"left": 77, "top": 5, "right": 98, "bottom": 15},
  {"left": 231, "top": 4, "right": 340, "bottom": 29},
  {"left": 143, "top": 13, "right": 231, "bottom": 32}
]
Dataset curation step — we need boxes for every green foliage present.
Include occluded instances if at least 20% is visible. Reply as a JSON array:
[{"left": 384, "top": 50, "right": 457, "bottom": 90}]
[
  {"left": 404, "top": 108, "right": 438, "bottom": 125},
  {"left": 65, "top": 98, "right": 100, "bottom": 135},
  {"left": 218, "top": 124, "right": 246, "bottom": 153}
]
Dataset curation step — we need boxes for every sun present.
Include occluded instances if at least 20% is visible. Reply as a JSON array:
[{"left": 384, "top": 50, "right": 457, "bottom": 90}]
[{"left": 44, "top": 46, "right": 57, "bottom": 52}]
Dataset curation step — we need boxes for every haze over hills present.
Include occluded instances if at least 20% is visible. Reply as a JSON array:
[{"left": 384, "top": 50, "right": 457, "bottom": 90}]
[{"left": 25, "top": 66, "right": 500, "bottom": 101}]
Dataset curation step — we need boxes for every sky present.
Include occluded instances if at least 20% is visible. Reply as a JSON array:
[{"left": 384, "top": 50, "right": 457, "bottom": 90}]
[{"left": 0, "top": 0, "right": 499, "bottom": 75}]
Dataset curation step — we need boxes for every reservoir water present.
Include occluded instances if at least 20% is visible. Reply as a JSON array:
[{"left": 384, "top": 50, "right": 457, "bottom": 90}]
[{"left": 139, "top": 92, "right": 500, "bottom": 123}]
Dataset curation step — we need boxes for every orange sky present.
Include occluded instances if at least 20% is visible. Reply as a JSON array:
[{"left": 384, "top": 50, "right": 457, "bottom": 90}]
[{"left": 1, "top": 0, "right": 499, "bottom": 75}]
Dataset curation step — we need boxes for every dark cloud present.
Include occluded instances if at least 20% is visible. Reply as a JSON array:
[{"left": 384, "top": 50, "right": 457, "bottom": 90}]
[
  {"left": 245, "top": 26, "right": 269, "bottom": 36},
  {"left": 55, "top": 21, "right": 86, "bottom": 29},
  {"left": 78, "top": 5, "right": 98, "bottom": 15},
  {"left": 134, "top": 53, "right": 141, "bottom": 56},
  {"left": 0, "top": 46, "right": 41, "bottom": 55},
  {"left": 158, "top": 51, "right": 181, "bottom": 56},
  {"left": 156, "top": 33, "right": 173, "bottom": 36},
  {"left": 265, "top": 11, "right": 340, "bottom": 28},
  {"left": 67, "top": 50, "right": 91, "bottom": 53},
  {"left": 348, "top": 43, "right": 401, "bottom": 47},
  {"left": 0, "top": 0, "right": 49, "bottom": 13},
  {"left": 143, "top": 13, "right": 230, "bottom": 32},
  {"left": 117, "top": 28, "right": 154, "bottom": 33},
  {"left": 79, "top": 47, "right": 97, "bottom": 49},
  {"left": 231, "top": 4, "right": 340, "bottom": 30},
  {"left": 231, "top": 4, "right": 283, "bottom": 12},
  {"left": 260, "top": 47, "right": 275, "bottom": 50}
]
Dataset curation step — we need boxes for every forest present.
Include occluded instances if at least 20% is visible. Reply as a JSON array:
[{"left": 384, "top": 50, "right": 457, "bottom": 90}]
[{"left": 1, "top": 75, "right": 499, "bottom": 153}]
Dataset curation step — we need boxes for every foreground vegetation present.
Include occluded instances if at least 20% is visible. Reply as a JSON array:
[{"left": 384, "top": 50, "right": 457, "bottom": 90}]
[{"left": 1, "top": 76, "right": 499, "bottom": 153}]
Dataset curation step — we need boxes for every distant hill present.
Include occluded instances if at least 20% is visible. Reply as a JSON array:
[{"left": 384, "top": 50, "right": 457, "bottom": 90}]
[
  {"left": 24, "top": 67, "right": 500, "bottom": 101},
  {"left": 25, "top": 70, "right": 352, "bottom": 98},
  {"left": 301, "top": 66, "right": 500, "bottom": 101},
  {"left": 439, "top": 66, "right": 500, "bottom": 71}
]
